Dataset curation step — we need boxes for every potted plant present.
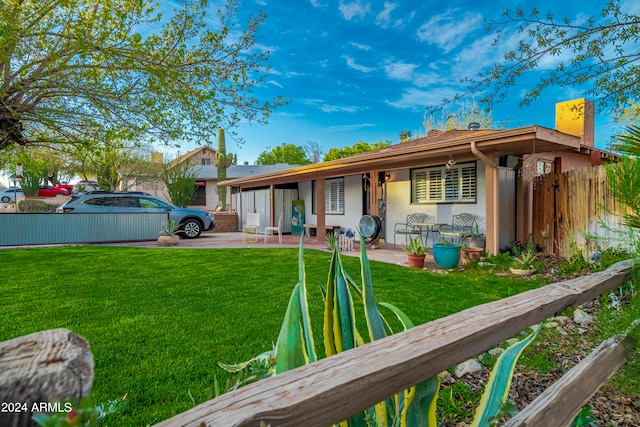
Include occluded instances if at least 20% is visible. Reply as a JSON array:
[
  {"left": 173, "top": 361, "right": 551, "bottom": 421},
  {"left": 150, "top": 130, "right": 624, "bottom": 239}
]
[
  {"left": 157, "top": 218, "right": 180, "bottom": 246},
  {"left": 460, "top": 244, "right": 484, "bottom": 264},
  {"left": 509, "top": 242, "right": 537, "bottom": 276},
  {"left": 432, "top": 238, "right": 461, "bottom": 269},
  {"left": 401, "top": 236, "right": 430, "bottom": 268},
  {"left": 461, "top": 225, "right": 486, "bottom": 249}
]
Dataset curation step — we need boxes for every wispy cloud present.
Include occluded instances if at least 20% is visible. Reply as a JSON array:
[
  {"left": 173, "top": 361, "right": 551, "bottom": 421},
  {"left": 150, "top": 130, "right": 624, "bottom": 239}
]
[
  {"left": 302, "top": 99, "right": 361, "bottom": 113},
  {"left": 375, "top": 2, "right": 398, "bottom": 28},
  {"left": 339, "top": 0, "right": 371, "bottom": 21},
  {"left": 344, "top": 55, "right": 375, "bottom": 73},
  {"left": 384, "top": 60, "right": 419, "bottom": 81},
  {"left": 268, "top": 79, "right": 284, "bottom": 89},
  {"left": 328, "top": 123, "right": 376, "bottom": 131},
  {"left": 349, "top": 42, "right": 371, "bottom": 51},
  {"left": 386, "top": 87, "right": 458, "bottom": 111},
  {"left": 309, "top": 0, "right": 327, "bottom": 7},
  {"left": 417, "top": 9, "right": 483, "bottom": 53}
]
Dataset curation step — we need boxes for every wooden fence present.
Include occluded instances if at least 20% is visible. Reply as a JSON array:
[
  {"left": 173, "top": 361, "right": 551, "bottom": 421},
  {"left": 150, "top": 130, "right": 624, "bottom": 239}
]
[
  {"left": 152, "top": 260, "right": 634, "bottom": 427},
  {"left": 532, "top": 165, "right": 628, "bottom": 258}
]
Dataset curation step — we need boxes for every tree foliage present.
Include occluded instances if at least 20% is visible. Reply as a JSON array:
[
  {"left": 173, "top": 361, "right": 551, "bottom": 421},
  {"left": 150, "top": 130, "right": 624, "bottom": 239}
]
[
  {"left": 0, "top": 0, "right": 287, "bottom": 151},
  {"left": 255, "top": 143, "right": 310, "bottom": 165},
  {"left": 304, "top": 140, "right": 324, "bottom": 164},
  {"left": 422, "top": 100, "right": 504, "bottom": 135},
  {"left": 162, "top": 160, "right": 197, "bottom": 208},
  {"left": 607, "top": 125, "right": 640, "bottom": 229},
  {"left": 323, "top": 140, "right": 392, "bottom": 161},
  {"left": 441, "top": 0, "right": 640, "bottom": 114}
]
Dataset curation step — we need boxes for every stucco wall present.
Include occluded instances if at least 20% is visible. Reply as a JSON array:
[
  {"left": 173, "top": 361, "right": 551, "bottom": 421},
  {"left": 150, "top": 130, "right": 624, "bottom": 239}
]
[{"left": 382, "top": 162, "right": 488, "bottom": 242}]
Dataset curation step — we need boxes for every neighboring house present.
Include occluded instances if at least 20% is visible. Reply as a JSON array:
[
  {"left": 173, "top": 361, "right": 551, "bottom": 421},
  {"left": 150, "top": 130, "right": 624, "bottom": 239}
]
[
  {"left": 220, "top": 98, "right": 615, "bottom": 254},
  {"left": 130, "top": 146, "right": 298, "bottom": 213}
]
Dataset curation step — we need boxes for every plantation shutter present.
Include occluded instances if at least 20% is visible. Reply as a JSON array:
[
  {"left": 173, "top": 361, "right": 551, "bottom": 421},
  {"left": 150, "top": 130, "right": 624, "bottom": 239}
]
[
  {"left": 325, "top": 178, "right": 344, "bottom": 214},
  {"left": 411, "top": 162, "right": 477, "bottom": 203}
]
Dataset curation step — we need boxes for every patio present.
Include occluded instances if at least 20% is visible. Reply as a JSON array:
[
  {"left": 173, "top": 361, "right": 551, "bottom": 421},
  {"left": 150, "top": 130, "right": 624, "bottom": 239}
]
[{"left": 102, "top": 231, "right": 440, "bottom": 269}]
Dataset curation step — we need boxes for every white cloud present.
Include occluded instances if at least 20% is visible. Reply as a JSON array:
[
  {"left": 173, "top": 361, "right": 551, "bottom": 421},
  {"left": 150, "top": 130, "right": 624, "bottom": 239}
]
[
  {"left": 328, "top": 123, "right": 376, "bottom": 131},
  {"left": 386, "top": 87, "right": 458, "bottom": 111},
  {"left": 268, "top": 79, "right": 284, "bottom": 89},
  {"left": 417, "top": 9, "right": 483, "bottom": 53},
  {"left": 339, "top": 0, "right": 371, "bottom": 21},
  {"left": 349, "top": 42, "right": 371, "bottom": 51},
  {"left": 384, "top": 61, "right": 418, "bottom": 81},
  {"left": 344, "top": 55, "right": 375, "bottom": 73},
  {"left": 321, "top": 104, "right": 360, "bottom": 113},
  {"left": 375, "top": 2, "right": 398, "bottom": 28},
  {"left": 310, "top": 0, "right": 326, "bottom": 7}
]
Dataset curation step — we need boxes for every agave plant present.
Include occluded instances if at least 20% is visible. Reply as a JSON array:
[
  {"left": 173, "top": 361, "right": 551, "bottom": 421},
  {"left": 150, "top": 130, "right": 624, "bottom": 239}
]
[{"left": 221, "top": 234, "right": 540, "bottom": 426}]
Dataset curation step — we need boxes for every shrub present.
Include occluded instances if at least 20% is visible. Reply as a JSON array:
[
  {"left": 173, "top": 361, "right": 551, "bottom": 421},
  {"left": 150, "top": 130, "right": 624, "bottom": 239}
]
[{"left": 18, "top": 199, "right": 57, "bottom": 213}]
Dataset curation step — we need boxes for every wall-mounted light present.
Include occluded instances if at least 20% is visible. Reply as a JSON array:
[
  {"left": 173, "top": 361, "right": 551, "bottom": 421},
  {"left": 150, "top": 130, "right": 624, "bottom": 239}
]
[{"left": 384, "top": 172, "right": 391, "bottom": 181}]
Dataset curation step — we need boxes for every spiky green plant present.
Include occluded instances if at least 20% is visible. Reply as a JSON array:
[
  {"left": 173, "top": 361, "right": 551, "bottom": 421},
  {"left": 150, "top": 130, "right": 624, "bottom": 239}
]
[
  {"left": 215, "top": 128, "right": 236, "bottom": 209},
  {"left": 222, "top": 235, "right": 539, "bottom": 426}
]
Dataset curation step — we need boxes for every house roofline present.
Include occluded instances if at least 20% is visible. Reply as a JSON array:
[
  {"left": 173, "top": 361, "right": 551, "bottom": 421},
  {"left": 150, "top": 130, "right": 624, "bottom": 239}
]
[{"left": 220, "top": 126, "right": 586, "bottom": 188}]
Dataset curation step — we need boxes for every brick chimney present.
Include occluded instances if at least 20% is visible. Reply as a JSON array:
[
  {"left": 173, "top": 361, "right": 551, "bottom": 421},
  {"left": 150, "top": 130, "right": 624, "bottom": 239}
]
[{"left": 555, "top": 98, "right": 594, "bottom": 147}]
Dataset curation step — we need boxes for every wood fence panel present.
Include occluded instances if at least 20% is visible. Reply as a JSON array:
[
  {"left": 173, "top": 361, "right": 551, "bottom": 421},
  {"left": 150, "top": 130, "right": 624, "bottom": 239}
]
[
  {"left": 533, "top": 165, "right": 626, "bottom": 258},
  {"left": 153, "top": 260, "right": 631, "bottom": 427}
]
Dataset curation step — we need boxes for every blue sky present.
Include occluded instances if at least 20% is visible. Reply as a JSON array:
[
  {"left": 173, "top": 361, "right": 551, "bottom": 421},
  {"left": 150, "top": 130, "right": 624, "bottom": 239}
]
[{"left": 174, "top": 0, "right": 626, "bottom": 163}]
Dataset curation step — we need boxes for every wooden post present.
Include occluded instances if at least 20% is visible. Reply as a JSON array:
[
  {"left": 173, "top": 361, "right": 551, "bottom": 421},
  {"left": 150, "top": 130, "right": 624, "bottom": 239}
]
[{"left": 0, "top": 329, "right": 94, "bottom": 427}]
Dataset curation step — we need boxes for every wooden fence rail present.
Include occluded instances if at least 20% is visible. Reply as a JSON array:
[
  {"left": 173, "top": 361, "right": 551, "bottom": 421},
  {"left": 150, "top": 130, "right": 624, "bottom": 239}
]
[{"left": 153, "top": 260, "right": 633, "bottom": 427}]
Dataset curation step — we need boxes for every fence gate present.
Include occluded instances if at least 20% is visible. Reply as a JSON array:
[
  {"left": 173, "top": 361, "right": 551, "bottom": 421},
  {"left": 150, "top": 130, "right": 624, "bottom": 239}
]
[{"left": 532, "top": 165, "right": 626, "bottom": 258}]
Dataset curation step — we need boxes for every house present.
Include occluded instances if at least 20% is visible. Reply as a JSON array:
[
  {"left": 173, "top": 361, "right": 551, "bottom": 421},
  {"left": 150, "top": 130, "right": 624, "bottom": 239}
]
[
  {"left": 131, "top": 146, "right": 297, "bottom": 215},
  {"left": 220, "top": 98, "right": 615, "bottom": 254}
]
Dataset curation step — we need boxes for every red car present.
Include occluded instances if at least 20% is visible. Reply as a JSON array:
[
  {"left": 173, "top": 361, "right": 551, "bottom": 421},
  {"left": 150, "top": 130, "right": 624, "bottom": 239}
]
[{"left": 38, "top": 185, "right": 70, "bottom": 197}]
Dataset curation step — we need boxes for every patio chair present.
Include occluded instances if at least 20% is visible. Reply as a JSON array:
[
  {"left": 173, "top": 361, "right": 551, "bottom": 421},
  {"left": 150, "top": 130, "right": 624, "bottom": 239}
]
[
  {"left": 393, "top": 213, "right": 428, "bottom": 247},
  {"left": 243, "top": 212, "right": 260, "bottom": 243},
  {"left": 264, "top": 213, "right": 283, "bottom": 244},
  {"left": 439, "top": 213, "right": 476, "bottom": 245}
]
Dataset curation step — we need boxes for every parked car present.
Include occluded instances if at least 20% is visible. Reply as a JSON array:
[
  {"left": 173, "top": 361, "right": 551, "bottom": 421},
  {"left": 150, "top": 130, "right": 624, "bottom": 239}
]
[
  {"left": 0, "top": 187, "right": 23, "bottom": 203},
  {"left": 56, "top": 191, "right": 216, "bottom": 238},
  {"left": 37, "top": 185, "right": 70, "bottom": 197},
  {"left": 56, "top": 182, "right": 75, "bottom": 194}
]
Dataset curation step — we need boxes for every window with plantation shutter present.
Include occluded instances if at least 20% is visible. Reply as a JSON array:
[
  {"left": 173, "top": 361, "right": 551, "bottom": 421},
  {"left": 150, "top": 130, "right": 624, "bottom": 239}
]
[
  {"left": 412, "top": 162, "right": 476, "bottom": 203},
  {"left": 319, "top": 178, "right": 344, "bottom": 214}
]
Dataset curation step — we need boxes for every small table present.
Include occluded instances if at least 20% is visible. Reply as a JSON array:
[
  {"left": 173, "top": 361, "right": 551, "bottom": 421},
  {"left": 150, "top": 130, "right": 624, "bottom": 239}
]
[{"left": 414, "top": 222, "right": 448, "bottom": 246}]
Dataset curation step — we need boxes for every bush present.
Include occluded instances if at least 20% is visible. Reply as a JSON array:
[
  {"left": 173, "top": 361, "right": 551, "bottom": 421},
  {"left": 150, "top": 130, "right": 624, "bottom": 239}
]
[{"left": 19, "top": 198, "right": 58, "bottom": 213}]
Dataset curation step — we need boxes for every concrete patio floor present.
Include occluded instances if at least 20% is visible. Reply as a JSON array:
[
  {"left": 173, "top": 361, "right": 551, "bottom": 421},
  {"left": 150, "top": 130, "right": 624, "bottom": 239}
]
[{"left": 107, "top": 231, "right": 440, "bottom": 270}]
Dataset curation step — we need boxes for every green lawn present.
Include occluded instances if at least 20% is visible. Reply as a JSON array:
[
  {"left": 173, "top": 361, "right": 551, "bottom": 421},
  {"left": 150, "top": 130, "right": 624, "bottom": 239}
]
[{"left": 0, "top": 246, "right": 554, "bottom": 426}]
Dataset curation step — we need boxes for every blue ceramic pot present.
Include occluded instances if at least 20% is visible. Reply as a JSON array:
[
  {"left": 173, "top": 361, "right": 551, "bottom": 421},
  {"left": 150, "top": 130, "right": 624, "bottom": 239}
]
[{"left": 432, "top": 244, "right": 461, "bottom": 269}]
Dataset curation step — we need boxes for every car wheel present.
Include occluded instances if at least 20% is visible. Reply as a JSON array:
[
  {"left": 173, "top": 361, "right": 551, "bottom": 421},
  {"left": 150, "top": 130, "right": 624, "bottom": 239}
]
[
  {"left": 181, "top": 219, "right": 202, "bottom": 239},
  {"left": 1, "top": 196, "right": 10, "bottom": 203}
]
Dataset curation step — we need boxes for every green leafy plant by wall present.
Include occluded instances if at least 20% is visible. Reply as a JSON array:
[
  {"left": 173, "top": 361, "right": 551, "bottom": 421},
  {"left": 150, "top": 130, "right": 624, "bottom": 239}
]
[
  {"left": 162, "top": 160, "right": 197, "bottom": 208},
  {"left": 222, "top": 235, "right": 540, "bottom": 426}
]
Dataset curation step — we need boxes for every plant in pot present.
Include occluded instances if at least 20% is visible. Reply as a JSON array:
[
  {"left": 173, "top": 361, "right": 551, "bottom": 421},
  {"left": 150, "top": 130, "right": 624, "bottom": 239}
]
[
  {"left": 157, "top": 219, "right": 181, "bottom": 246},
  {"left": 432, "top": 238, "right": 461, "bottom": 269},
  {"left": 509, "top": 242, "right": 537, "bottom": 276},
  {"left": 461, "top": 225, "right": 486, "bottom": 249},
  {"left": 401, "top": 236, "right": 430, "bottom": 268}
]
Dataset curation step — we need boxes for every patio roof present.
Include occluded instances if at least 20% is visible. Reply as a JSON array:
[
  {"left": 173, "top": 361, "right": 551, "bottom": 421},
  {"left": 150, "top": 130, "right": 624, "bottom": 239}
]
[{"left": 220, "top": 126, "right": 584, "bottom": 188}]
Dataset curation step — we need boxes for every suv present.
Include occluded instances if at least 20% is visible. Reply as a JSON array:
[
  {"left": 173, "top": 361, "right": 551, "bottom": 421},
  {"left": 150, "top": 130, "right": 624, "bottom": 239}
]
[{"left": 56, "top": 192, "right": 215, "bottom": 238}]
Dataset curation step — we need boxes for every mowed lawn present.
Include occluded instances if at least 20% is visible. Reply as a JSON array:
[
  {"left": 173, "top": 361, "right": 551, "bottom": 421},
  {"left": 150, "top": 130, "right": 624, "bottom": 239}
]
[{"left": 0, "top": 246, "right": 547, "bottom": 426}]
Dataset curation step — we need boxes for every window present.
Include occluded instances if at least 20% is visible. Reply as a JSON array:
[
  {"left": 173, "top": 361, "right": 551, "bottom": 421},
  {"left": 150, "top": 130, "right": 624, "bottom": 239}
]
[
  {"left": 201, "top": 158, "right": 211, "bottom": 165},
  {"left": 312, "top": 178, "right": 345, "bottom": 214},
  {"left": 412, "top": 162, "right": 476, "bottom": 203}
]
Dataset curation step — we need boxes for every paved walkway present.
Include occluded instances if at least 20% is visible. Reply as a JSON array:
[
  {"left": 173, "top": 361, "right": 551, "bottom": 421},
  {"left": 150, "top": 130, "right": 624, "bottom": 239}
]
[{"left": 106, "top": 231, "right": 440, "bottom": 269}]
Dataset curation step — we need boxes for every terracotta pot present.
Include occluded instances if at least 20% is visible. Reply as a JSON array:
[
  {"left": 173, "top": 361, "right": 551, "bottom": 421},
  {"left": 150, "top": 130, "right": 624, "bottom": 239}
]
[
  {"left": 157, "top": 235, "right": 180, "bottom": 247},
  {"left": 407, "top": 253, "right": 426, "bottom": 269},
  {"left": 461, "top": 247, "right": 483, "bottom": 264},
  {"left": 509, "top": 267, "right": 534, "bottom": 276}
]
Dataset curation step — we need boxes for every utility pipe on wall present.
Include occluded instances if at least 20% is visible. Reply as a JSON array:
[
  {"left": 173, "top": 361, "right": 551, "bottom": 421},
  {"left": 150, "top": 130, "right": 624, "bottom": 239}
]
[{"left": 471, "top": 141, "right": 499, "bottom": 254}]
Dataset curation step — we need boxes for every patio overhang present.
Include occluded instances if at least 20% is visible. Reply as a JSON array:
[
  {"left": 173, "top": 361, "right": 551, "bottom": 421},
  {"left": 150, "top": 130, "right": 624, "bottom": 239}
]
[{"left": 220, "top": 126, "right": 584, "bottom": 189}]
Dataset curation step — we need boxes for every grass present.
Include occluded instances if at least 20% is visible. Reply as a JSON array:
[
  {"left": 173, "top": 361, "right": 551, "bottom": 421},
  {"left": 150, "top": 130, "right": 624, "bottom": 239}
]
[{"left": 0, "top": 245, "right": 634, "bottom": 426}]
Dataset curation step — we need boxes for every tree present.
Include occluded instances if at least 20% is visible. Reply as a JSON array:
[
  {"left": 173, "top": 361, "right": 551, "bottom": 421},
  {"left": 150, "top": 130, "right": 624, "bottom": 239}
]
[
  {"left": 422, "top": 100, "right": 504, "bottom": 136},
  {"left": 304, "top": 140, "right": 324, "bottom": 164},
  {"left": 607, "top": 125, "right": 640, "bottom": 229},
  {"left": 0, "top": 0, "right": 287, "bottom": 151},
  {"left": 441, "top": 1, "right": 640, "bottom": 114},
  {"left": 323, "top": 140, "right": 392, "bottom": 161},
  {"left": 215, "top": 128, "right": 236, "bottom": 209},
  {"left": 399, "top": 130, "right": 412, "bottom": 142},
  {"left": 255, "top": 143, "right": 310, "bottom": 165}
]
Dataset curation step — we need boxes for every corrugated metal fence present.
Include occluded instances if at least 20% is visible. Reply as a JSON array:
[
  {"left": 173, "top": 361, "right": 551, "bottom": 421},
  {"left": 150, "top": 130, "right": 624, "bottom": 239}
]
[{"left": 0, "top": 213, "right": 167, "bottom": 246}]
